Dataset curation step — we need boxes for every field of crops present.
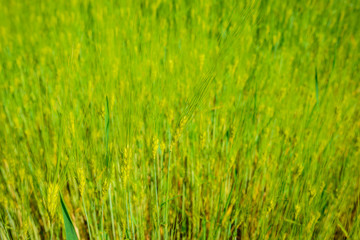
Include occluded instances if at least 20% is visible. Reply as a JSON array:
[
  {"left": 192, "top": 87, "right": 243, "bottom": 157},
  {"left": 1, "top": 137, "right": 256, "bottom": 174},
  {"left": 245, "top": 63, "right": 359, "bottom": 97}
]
[{"left": 1, "top": 0, "right": 359, "bottom": 239}]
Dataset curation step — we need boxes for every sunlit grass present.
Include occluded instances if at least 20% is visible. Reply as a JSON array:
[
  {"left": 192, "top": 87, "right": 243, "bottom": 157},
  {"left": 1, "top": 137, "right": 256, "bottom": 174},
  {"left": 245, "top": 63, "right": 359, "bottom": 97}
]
[{"left": 0, "top": 0, "right": 359, "bottom": 239}]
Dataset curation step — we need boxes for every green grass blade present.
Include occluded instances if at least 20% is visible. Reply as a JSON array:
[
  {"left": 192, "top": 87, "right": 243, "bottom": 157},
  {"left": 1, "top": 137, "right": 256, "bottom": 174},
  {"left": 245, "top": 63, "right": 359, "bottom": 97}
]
[
  {"left": 105, "top": 96, "right": 110, "bottom": 168},
  {"left": 60, "top": 195, "right": 79, "bottom": 240}
]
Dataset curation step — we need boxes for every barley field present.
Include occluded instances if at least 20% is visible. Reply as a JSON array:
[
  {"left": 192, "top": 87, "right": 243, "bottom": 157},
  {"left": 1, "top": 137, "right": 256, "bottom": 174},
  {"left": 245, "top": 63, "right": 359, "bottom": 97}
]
[{"left": 0, "top": 0, "right": 360, "bottom": 239}]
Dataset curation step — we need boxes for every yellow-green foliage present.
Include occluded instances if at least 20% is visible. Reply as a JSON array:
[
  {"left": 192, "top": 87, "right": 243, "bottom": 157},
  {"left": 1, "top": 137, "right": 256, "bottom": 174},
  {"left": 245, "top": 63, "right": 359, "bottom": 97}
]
[{"left": 0, "top": 0, "right": 359, "bottom": 239}]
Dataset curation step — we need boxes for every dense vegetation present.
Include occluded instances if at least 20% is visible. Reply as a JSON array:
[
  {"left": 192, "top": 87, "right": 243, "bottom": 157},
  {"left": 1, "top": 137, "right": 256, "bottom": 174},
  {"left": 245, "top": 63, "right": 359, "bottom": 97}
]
[{"left": 1, "top": 0, "right": 359, "bottom": 239}]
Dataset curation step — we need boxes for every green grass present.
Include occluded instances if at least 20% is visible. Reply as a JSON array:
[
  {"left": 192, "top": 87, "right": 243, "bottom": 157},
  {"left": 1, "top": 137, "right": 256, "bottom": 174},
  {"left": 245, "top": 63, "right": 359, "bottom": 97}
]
[{"left": 1, "top": 0, "right": 360, "bottom": 239}]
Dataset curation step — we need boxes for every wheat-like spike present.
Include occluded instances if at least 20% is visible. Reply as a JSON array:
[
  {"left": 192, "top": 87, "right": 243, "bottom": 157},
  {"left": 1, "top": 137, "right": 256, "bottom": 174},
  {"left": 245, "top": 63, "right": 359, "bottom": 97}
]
[
  {"left": 77, "top": 167, "right": 85, "bottom": 197},
  {"left": 101, "top": 176, "right": 109, "bottom": 200},
  {"left": 121, "top": 146, "right": 131, "bottom": 187},
  {"left": 46, "top": 182, "right": 59, "bottom": 220},
  {"left": 152, "top": 136, "right": 159, "bottom": 160}
]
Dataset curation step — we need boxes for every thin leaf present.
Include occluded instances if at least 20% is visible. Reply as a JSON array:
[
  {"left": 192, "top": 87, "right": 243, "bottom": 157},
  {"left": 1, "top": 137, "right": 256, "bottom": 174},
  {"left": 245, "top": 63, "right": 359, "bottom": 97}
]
[
  {"left": 105, "top": 96, "right": 110, "bottom": 168},
  {"left": 60, "top": 195, "right": 79, "bottom": 240}
]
